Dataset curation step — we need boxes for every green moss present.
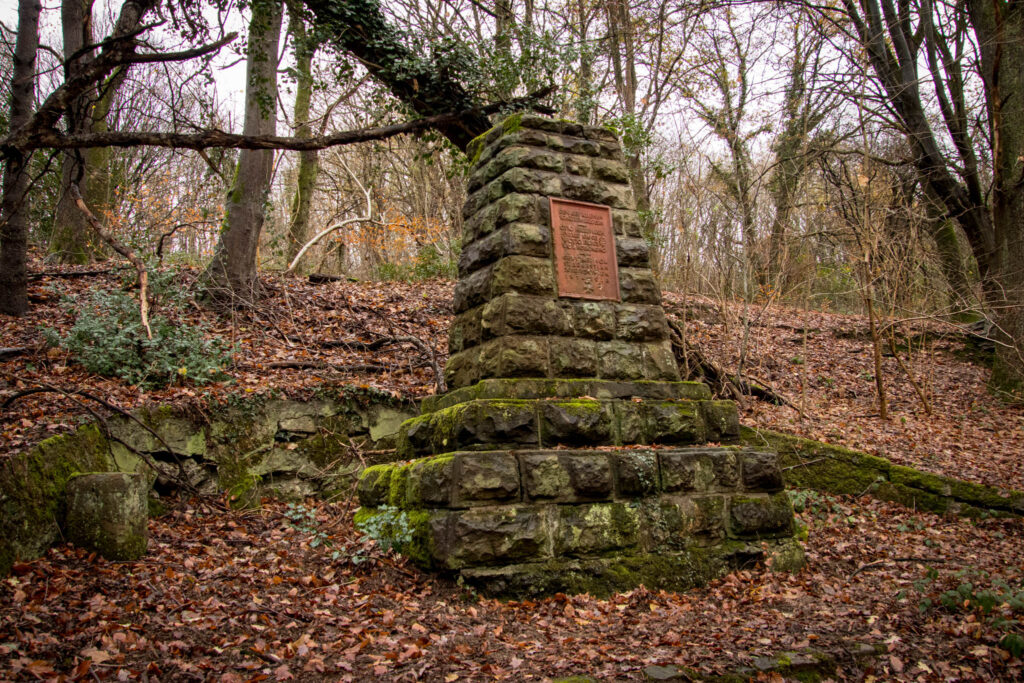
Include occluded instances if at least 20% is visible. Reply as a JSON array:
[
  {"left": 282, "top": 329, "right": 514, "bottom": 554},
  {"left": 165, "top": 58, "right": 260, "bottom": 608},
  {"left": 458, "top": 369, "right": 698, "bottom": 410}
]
[
  {"left": 743, "top": 426, "right": 1023, "bottom": 517},
  {"left": 0, "top": 424, "right": 115, "bottom": 576},
  {"left": 388, "top": 463, "right": 412, "bottom": 507},
  {"left": 501, "top": 112, "right": 524, "bottom": 134},
  {"left": 403, "top": 509, "right": 435, "bottom": 566}
]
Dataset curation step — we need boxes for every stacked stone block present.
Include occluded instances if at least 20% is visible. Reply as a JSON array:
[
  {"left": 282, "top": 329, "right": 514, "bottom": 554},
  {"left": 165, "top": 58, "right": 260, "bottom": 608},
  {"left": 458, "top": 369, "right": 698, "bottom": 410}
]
[
  {"left": 355, "top": 115, "right": 802, "bottom": 596},
  {"left": 446, "top": 115, "right": 678, "bottom": 389},
  {"left": 357, "top": 448, "right": 801, "bottom": 596}
]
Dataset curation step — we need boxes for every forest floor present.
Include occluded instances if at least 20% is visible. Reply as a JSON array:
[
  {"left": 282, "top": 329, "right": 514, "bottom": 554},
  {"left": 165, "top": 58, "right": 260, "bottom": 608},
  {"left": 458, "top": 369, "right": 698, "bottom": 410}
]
[{"left": 2, "top": 262, "right": 1024, "bottom": 680}]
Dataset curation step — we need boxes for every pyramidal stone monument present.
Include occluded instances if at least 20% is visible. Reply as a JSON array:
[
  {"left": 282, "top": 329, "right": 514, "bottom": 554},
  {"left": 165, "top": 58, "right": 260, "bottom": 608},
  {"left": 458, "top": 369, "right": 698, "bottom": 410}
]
[{"left": 355, "top": 114, "right": 804, "bottom": 597}]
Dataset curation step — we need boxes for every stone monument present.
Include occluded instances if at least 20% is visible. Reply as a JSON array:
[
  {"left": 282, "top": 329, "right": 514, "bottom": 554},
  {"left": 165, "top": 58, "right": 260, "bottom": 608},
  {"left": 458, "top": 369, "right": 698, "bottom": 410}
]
[{"left": 355, "top": 114, "right": 803, "bottom": 597}]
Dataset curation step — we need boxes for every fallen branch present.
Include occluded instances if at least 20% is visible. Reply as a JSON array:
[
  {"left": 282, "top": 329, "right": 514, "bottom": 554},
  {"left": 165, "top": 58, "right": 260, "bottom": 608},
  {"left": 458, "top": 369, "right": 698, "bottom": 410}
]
[
  {"left": 851, "top": 557, "right": 947, "bottom": 577},
  {"left": 0, "top": 345, "right": 41, "bottom": 361},
  {"left": 28, "top": 268, "right": 112, "bottom": 280},
  {"left": 259, "top": 361, "right": 388, "bottom": 373},
  {"left": 69, "top": 183, "right": 151, "bottom": 338},
  {"left": 285, "top": 158, "right": 371, "bottom": 274}
]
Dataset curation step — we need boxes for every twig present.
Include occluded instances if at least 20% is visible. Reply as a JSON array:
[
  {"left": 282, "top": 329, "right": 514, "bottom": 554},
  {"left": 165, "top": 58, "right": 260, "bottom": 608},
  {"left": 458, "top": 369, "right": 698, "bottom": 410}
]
[
  {"left": 781, "top": 457, "right": 826, "bottom": 471},
  {"left": 68, "top": 183, "right": 152, "bottom": 339},
  {"left": 851, "top": 557, "right": 947, "bottom": 577},
  {"left": 259, "top": 361, "right": 387, "bottom": 373}
]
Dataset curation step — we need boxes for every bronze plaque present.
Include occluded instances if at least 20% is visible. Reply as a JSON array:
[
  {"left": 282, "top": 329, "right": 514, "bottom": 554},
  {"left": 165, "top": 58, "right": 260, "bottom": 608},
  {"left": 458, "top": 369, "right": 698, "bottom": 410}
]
[{"left": 550, "top": 197, "right": 620, "bottom": 300}]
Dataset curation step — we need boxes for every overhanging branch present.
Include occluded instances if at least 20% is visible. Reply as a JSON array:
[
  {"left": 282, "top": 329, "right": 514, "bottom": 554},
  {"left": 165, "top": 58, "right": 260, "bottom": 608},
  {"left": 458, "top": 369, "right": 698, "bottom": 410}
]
[{"left": 3, "top": 87, "right": 555, "bottom": 155}]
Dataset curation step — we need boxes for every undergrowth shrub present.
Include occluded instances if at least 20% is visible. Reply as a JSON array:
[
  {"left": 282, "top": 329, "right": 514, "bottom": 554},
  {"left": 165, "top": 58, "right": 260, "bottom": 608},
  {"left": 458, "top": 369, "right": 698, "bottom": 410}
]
[{"left": 44, "top": 269, "right": 233, "bottom": 389}]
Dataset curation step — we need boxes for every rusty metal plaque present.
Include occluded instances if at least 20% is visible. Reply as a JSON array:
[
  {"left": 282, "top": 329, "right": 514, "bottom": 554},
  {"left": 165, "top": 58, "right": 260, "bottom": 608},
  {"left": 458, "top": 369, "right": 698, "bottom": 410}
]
[{"left": 550, "top": 197, "right": 620, "bottom": 300}]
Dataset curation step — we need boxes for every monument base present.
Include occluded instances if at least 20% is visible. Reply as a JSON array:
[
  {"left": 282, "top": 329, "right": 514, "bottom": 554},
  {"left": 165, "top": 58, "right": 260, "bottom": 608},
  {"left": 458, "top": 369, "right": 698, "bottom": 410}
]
[{"left": 356, "top": 446, "right": 804, "bottom": 598}]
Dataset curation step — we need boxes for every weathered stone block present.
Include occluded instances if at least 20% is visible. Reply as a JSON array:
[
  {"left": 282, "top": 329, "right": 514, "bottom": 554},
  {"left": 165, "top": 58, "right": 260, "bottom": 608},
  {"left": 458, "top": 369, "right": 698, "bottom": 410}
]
[
  {"left": 561, "top": 176, "right": 617, "bottom": 205},
  {"left": 554, "top": 503, "right": 639, "bottom": 556},
  {"left": 540, "top": 400, "right": 613, "bottom": 446},
  {"left": 642, "top": 498, "right": 722, "bottom": 551},
  {"left": 620, "top": 268, "right": 662, "bottom": 304},
  {"left": 453, "top": 264, "right": 493, "bottom": 313},
  {"left": 643, "top": 341, "right": 682, "bottom": 381},
  {"left": 521, "top": 452, "right": 572, "bottom": 500},
  {"left": 498, "top": 337, "right": 550, "bottom": 378},
  {"left": 64, "top": 473, "right": 148, "bottom": 561},
  {"left": 564, "top": 156, "right": 592, "bottom": 176},
  {"left": 616, "top": 237, "right": 651, "bottom": 267},
  {"left": 449, "top": 308, "right": 483, "bottom": 353},
  {"left": 549, "top": 337, "right": 598, "bottom": 377},
  {"left": 645, "top": 401, "right": 705, "bottom": 444},
  {"left": 592, "top": 158, "right": 630, "bottom": 183},
  {"left": 357, "top": 464, "right": 393, "bottom": 507},
  {"left": 616, "top": 305, "right": 670, "bottom": 342},
  {"left": 545, "top": 134, "right": 601, "bottom": 156},
  {"left": 561, "top": 453, "right": 614, "bottom": 498},
  {"left": 501, "top": 295, "right": 572, "bottom": 337},
  {"left": 494, "top": 167, "right": 562, "bottom": 197},
  {"left": 493, "top": 193, "right": 541, "bottom": 229},
  {"left": 504, "top": 222, "right": 551, "bottom": 260},
  {"left": 615, "top": 401, "right": 648, "bottom": 444},
  {"left": 572, "top": 301, "right": 616, "bottom": 340},
  {"left": 441, "top": 506, "right": 548, "bottom": 568},
  {"left": 459, "top": 231, "right": 504, "bottom": 276},
  {"left": 701, "top": 400, "right": 741, "bottom": 442},
  {"left": 612, "top": 209, "right": 642, "bottom": 236},
  {"left": 455, "top": 400, "right": 540, "bottom": 449},
  {"left": 660, "top": 448, "right": 738, "bottom": 492},
  {"left": 599, "top": 340, "right": 645, "bottom": 380},
  {"left": 407, "top": 455, "right": 454, "bottom": 507},
  {"left": 520, "top": 115, "right": 584, "bottom": 136},
  {"left": 740, "top": 451, "right": 784, "bottom": 492},
  {"left": 455, "top": 452, "right": 520, "bottom": 505},
  {"left": 490, "top": 256, "right": 555, "bottom": 297},
  {"left": 444, "top": 347, "right": 480, "bottom": 389},
  {"left": 728, "top": 493, "right": 795, "bottom": 538},
  {"left": 613, "top": 452, "right": 658, "bottom": 497}
]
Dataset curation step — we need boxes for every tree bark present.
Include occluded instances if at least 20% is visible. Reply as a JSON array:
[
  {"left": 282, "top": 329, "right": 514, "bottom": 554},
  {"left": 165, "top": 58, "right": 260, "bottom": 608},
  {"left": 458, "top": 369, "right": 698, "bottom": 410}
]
[
  {"left": 0, "top": 0, "right": 41, "bottom": 316},
  {"left": 201, "top": 0, "right": 283, "bottom": 301},
  {"left": 285, "top": 4, "right": 319, "bottom": 267}
]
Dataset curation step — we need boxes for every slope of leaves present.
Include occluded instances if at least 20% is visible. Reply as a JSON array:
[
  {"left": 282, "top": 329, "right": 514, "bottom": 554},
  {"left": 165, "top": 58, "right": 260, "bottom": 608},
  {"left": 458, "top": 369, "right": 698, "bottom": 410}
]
[
  {"left": 1, "top": 494, "right": 1022, "bottom": 681},
  {"left": 661, "top": 293, "right": 1024, "bottom": 492}
]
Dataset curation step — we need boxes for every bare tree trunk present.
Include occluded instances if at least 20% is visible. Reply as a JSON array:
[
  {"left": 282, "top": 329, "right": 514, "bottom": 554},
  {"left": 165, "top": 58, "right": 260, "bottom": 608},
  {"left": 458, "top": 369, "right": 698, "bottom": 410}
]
[
  {"left": 202, "top": 0, "right": 283, "bottom": 301},
  {"left": 50, "top": 0, "right": 105, "bottom": 264},
  {"left": 285, "top": 3, "right": 319, "bottom": 268},
  {"left": 0, "top": 0, "right": 41, "bottom": 316}
]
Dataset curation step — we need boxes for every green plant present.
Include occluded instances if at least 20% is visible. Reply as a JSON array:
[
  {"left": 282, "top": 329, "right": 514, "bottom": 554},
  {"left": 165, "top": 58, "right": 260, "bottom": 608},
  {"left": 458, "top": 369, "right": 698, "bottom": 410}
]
[
  {"left": 43, "top": 279, "right": 233, "bottom": 389},
  {"left": 355, "top": 505, "right": 413, "bottom": 553},
  {"left": 915, "top": 567, "right": 1024, "bottom": 658},
  {"left": 284, "top": 502, "right": 368, "bottom": 564}
]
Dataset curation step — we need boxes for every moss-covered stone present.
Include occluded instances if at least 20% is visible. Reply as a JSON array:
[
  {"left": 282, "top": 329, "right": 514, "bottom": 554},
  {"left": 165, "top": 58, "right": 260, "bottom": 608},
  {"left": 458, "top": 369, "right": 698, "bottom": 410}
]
[
  {"left": 64, "top": 472, "right": 148, "bottom": 560},
  {"left": 742, "top": 426, "right": 1024, "bottom": 516},
  {"left": 0, "top": 424, "right": 115, "bottom": 576}
]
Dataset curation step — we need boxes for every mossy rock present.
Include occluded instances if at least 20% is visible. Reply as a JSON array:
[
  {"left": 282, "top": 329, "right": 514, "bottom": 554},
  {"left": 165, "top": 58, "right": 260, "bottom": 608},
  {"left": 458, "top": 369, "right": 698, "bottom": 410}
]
[{"left": 63, "top": 472, "right": 148, "bottom": 561}]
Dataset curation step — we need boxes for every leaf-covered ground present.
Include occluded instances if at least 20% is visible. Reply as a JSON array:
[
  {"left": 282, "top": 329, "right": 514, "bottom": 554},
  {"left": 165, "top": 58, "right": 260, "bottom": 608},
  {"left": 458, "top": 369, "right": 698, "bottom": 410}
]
[
  {"left": 3, "top": 264, "right": 1024, "bottom": 680},
  {"left": 1, "top": 494, "right": 1022, "bottom": 681}
]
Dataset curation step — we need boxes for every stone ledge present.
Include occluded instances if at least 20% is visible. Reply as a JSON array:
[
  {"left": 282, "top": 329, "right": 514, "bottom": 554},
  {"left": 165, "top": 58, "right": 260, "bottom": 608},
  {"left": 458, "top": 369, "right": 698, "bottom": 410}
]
[
  {"left": 742, "top": 426, "right": 1024, "bottom": 517},
  {"left": 396, "top": 397, "right": 739, "bottom": 457},
  {"left": 448, "top": 538, "right": 804, "bottom": 598},
  {"left": 422, "top": 378, "right": 712, "bottom": 412},
  {"left": 358, "top": 447, "right": 783, "bottom": 509}
]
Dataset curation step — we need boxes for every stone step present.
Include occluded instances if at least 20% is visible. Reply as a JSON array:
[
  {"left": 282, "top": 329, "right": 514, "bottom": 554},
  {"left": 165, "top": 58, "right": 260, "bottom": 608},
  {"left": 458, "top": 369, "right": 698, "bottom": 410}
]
[
  {"left": 396, "top": 396, "right": 740, "bottom": 458},
  {"left": 354, "top": 446, "right": 802, "bottom": 596}
]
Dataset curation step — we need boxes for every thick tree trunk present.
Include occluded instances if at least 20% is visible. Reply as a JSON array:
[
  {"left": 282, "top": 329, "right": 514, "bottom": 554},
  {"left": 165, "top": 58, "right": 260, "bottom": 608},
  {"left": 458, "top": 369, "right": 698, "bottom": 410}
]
[
  {"left": 50, "top": 0, "right": 105, "bottom": 264},
  {"left": 0, "top": 0, "right": 41, "bottom": 316},
  {"left": 285, "top": 6, "right": 318, "bottom": 267},
  {"left": 202, "top": 0, "right": 283, "bottom": 301}
]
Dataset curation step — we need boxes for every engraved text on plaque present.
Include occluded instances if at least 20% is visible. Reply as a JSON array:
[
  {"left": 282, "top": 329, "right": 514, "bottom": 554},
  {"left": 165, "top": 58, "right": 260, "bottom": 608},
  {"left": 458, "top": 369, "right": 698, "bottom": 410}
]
[{"left": 550, "top": 197, "right": 620, "bottom": 300}]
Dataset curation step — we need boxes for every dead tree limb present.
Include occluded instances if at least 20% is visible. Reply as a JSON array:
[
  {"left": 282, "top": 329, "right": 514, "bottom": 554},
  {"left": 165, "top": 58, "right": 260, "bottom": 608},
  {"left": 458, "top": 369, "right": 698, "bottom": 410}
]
[{"left": 68, "top": 183, "right": 152, "bottom": 338}]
